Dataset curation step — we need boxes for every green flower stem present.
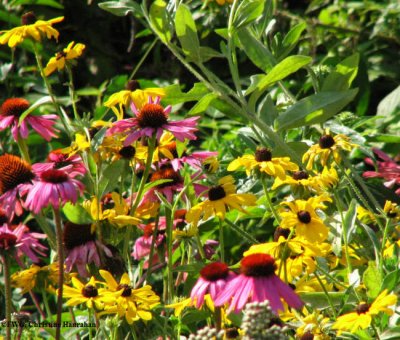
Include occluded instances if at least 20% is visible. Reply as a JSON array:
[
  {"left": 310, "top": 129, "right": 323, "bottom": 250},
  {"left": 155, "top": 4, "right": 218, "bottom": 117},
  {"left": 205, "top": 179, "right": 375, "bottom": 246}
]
[
  {"left": 35, "top": 213, "right": 56, "bottom": 251},
  {"left": 224, "top": 218, "right": 259, "bottom": 244},
  {"left": 278, "top": 229, "right": 295, "bottom": 278},
  {"left": 333, "top": 190, "right": 352, "bottom": 276},
  {"left": 16, "top": 134, "right": 31, "bottom": 164},
  {"left": 145, "top": 215, "right": 160, "bottom": 283},
  {"left": 42, "top": 289, "right": 53, "bottom": 321},
  {"left": 123, "top": 136, "right": 156, "bottom": 257},
  {"left": 380, "top": 218, "right": 391, "bottom": 273},
  {"left": 165, "top": 206, "right": 175, "bottom": 303},
  {"left": 218, "top": 218, "right": 225, "bottom": 263},
  {"left": 214, "top": 306, "right": 222, "bottom": 332},
  {"left": 314, "top": 271, "right": 337, "bottom": 318},
  {"left": 65, "top": 65, "right": 80, "bottom": 121},
  {"left": 29, "top": 291, "right": 46, "bottom": 319},
  {"left": 1, "top": 254, "right": 12, "bottom": 340},
  {"left": 261, "top": 175, "right": 281, "bottom": 223},
  {"left": 88, "top": 308, "right": 93, "bottom": 340},
  {"left": 129, "top": 38, "right": 158, "bottom": 80},
  {"left": 195, "top": 233, "right": 206, "bottom": 260},
  {"left": 32, "top": 43, "right": 73, "bottom": 139},
  {"left": 53, "top": 207, "right": 64, "bottom": 340}
]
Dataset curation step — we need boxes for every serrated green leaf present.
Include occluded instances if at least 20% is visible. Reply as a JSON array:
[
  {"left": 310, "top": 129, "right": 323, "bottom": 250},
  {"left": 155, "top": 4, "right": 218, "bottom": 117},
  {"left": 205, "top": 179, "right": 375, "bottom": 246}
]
[
  {"left": 175, "top": 4, "right": 200, "bottom": 61},
  {"left": 63, "top": 202, "right": 93, "bottom": 224},
  {"left": 98, "top": 0, "right": 141, "bottom": 16},
  {"left": 322, "top": 53, "right": 360, "bottom": 91},
  {"left": 149, "top": 0, "right": 171, "bottom": 43},
  {"left": 275, "top": 89, "right": 358, "bottom": 131},
  {"left": 246, "top": 55, "right": 312, "bottom": 95},
  {"left": 363, "top": 261, "right": 382, "bottom": 298}
]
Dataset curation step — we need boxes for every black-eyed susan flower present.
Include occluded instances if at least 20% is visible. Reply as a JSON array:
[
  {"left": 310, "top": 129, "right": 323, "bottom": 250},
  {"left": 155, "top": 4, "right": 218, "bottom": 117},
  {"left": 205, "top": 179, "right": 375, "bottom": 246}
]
[
  {"left": 384, "top": 200, "right": 400, "bottom": 221},
  {"left": 99, "top": 270, "right": 160, "bottom": 324},
  {"left": 279, "top": 196, "right": 331, "bottom": 243},
  {"left": 186, "top": 175, "right": 257, "bottom": 227},
  {"left": 295, "top": 310, "right": 331, "bottom": 340},
  {"left": 227, "top": 147, "right": 298, "bottom": 179},
  {"left": 302, "top": 130, "right": 356, "bottom": 170},
  {"left": 332, "top": 290, "right": 397, "bottom": 334},
  {"left": 104, "top": 81, "right": 166, "bottom": 120},
  {"left": 0, "top": 12, "right": 63, "bottom": 48},
  {"left": 61, "top": 276, "right": 117, "bottom": 310},
  {"left": 44, "top": 41, "right": 85, "bottom": 76}
]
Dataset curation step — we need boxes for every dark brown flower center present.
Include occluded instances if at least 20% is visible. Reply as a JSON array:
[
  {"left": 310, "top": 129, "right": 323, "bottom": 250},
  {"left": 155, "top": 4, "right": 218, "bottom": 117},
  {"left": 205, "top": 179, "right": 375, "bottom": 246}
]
[
  {"left": 136, "top": 103, "right": 168, "bottom": 129},
  {"left": 117, "top": 283, "right": 132, "bottom": 297},
  {"left": 318, "top": 135, "right": 335, "bottom": 149},
  {"left": 126, "top": 80, "right": 140, "bottom": 91},
  {"left": 356, "top": 303, "right": 370, "bottom": 314},
  {"left": 40, "top": 169, "right": 69, "bottom": 183},
  {"left": 82, "top": 285, "right": 98, "bottom": 298},
  {"left": 273, "top": 227, "right": 291, "bottom": 241},
  {"left": 292, "top": 171, "right": 309, "bottom": 180},
  {"left": 164, "top": 142, "right": 180, "bottom": 159},
  {"left": 300, "top": 331, "right": 314, "bottom": 340},
  {"left": 101, "top": 193, "right": 115, "bottom": 210},
  {"left": 150, "top": 165, "right": 182, "bottom": 188},
  {"left": 21, "top": 12, "right": 37, "bottom": 25},
  {"left": 119, "top": 146, "right": 136, "bottom": 159},
  {"left": 56, "top": 51, "right": 67, "bottom": 60},
  {"left": 0, "top": 232, "right": 18, "bottom": 250},
  {"left": 1, "top": 98, "right": 30, "bottom": 117},
  {"left": 208, "top": 185, "right": 226, "bottom": 201},
  {"left": 240, "top": 253, "right": 277, "bottom": 277},
  {"left": 0, "top": 154, "right": 34, "bottom": 195},
  {"left": 225, "top": 328, "right": 239, "bottom": 339},
  {"left": 200, "top": 262, "right": 229, "bottom": 281},
  {"left": 63, "top": 222, "right": 95, "bottom": 250},
  {"left": 255, "top": 148, "right": 272, "bottom": 162},
  {"left": 297, "top": 210, "right": 311, "bottom": 224},
  {"left": 89, "top": 127, "right": 101, "bottom": 139}
]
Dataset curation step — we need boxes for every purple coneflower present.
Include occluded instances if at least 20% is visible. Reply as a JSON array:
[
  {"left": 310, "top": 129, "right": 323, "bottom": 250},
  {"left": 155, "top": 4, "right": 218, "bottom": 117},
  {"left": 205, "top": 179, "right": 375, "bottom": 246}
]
[
  {"left": 191, "top": 262, "right": 236, "bottom": 308},
  {"left": 0, "top": 98, "right": 58, "bottom": 141},
  {"left": 0, "top": 154, "right": 34, "bottom": 218},
  {"left": 214, "top": 253, "right": 303, "bottom": 314},
  {"left": 32, "top": 149, "right": 86, "bottom": 175},
  {"left": 24, "top": 169, "right": 84, "bottom": 214},
  {"left": 132, "top": 222, "right": 165, "bottom": 260},
  {"left": 107, "top": 96, "right": 200, "bottom": 145},
  {"left": 63, "top": 222, "right": 112, "bottom": 277},
  {"left": 0, "top": 224, "right": 47, "bottom": 263}
]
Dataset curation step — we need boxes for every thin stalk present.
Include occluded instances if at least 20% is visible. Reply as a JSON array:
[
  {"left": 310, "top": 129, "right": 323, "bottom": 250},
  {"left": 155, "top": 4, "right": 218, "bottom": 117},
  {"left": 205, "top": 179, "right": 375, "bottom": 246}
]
[
  {"left": 53, "top": 207, "right": 64, "bottom": 340},
  {"left": 16, "top": 134, "right": 31, "bottom": 163},
  {"left": 65, "top": 65, "right": 80, "bottom": 121},
  {"left": 145, "top": 215, "right": 160, "bottom": 283},
  {"left": 380, "top": 218, "right": 391, "bottom": 273},
  {"left": 214, "top": 307, "right": 222, "bottom": 332},
  {"left": 165, "top": 206, "right": 175, "bottom": 302},
  {"left": 224, "top": 218, "right": 259, "bottom": 244},
  {"left": 35, "top": 213, "right": 57, "bottom": 250},
  {"left": 42, "top": 289, "right": 53, "bottom": 320},
  {"left": 2, "top": 254, "right": 12, "bottom": 340},
  {"left": 195, "top": 233, "right": 206, "bottom": 260},
  {"left": 261, "top": 175, "right": 281, "bottom": 223},
  {"left": 129, "top": 38, "right": 158, "bottom": 80},
  {"left": 88, "top": 308, "right": 93, "bottom": 340},
  {"left": 29, "top": 291, "right": 46, "bottom": 319},
  {"left": 218, "top": 218, "right": 225, "bottom": 263},
  {"left": 278, "top": 229, "right": 295, "bottom": 277},
  {"left": 314, "top": 272, "right": 337, "bottom": 318}
]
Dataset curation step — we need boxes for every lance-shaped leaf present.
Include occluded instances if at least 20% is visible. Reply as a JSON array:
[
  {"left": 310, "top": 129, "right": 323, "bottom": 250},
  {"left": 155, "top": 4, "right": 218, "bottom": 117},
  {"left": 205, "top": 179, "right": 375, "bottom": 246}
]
[
  {"left": 175, "top": 4, "right": 200, "bottom": 61},
  {"left": 149, "top": 0, "right": 171, "bottom": 43}
]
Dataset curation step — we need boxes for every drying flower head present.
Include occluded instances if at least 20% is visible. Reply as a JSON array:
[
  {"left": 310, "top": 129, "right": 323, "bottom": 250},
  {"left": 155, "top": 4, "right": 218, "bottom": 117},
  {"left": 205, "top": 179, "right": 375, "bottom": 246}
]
[
  {"left": 107, "top": 96, "right": 200, "bottom": 145},
  {"left": 186, "top": 175, "right": 257, "bottom": 227},
  {"left": 0, "top": 98, "right": 59, "bottom": 141},
  {"left": 0, "top": 12, "right": 63, "bottom": 48},
  {"left": 214, "top": 253, "right": 303, "bottom": 314},
  {"left": 44, "top": 41, "right": 85, "bottom": 76},
  {"left": 228, "top": 147, "right": 299, "bottom": 179}
]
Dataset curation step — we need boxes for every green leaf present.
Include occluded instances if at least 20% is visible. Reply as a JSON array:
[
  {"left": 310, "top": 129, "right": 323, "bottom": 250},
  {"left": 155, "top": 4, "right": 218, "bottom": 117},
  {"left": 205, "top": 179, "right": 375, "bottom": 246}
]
[
  {"left": 381, "top": 269, "right": 400, "bottom": 293},
  {"left": 10, "top": 0, "right": 63, "bottom": 9},
  {"left": 377, "top": 85, "right": 400, "bottom": 117},
  {"left": 280, "top": 22, "right": 307, "bottom": 58},
  {"left": 144, "top": 179, "right": 172, "bottom": 192},
  {"left": 149, "top": 0, "right": 171, "bottom": 43},
  {"left": 344, "top": 200, "right": 357, "bottom": 243},
  {"left": 98, "top": 160, "right": 125, "bottom": 196},
  {"left": 322, "top": 53, "right": 360, "bottom": 91},
  {"left": 188, "top": 93, "right": 218, "bottom": 115},
  {"left": 199, "top": 46, "right": 223, "bottom": 62},
  {"left": 368, "top": 134, "right": 400, "bottom": 143},
  {"left": 363, "top": 261, "right": 382, "bottom": 299},
  {"left": 90, "top": 127, "right": 108, "bottom": 152},
  {"left": 163, "top": 83, "right": 209, "bottom": 105},
  {"left": 18, "top": 96, "right": 52, "bottom": 124},
  {"left": 246, "top": 55, "right": 312, "bottom": 95},
  {"left": 257, "top": 94, "right": 278, "bottom": 126},
  {"left": 233, "top": 0, "right": 265, "bottom": 29},
  {"left": 63, "top": 202, "right": 93, "bottom": 224},
  {"left": 299, "top": 291, "right": 357, "bottom": 309},
  {"left": 275, "top": 89, "right": 358, "bottom": 131},
  {"left": 237, "top": 28, "right": 276, "bottom": 72},
  {"left": 98, "top": 0, "right": 141, "bottom": 16},
  {"left": 175, "top": 4, "right": 200, "bottom": 61}
]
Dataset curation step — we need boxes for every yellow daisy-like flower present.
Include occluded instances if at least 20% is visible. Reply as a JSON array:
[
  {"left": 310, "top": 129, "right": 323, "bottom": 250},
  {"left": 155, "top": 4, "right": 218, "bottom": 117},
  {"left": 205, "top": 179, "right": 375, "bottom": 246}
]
[
  {"left": 203, "top": 156, "right": 219, "bottom": 174},
  {"left": 295, "top": 310, "right": 331, "bottom": 340},
  {"left": 173, "top": 223, "right": 198, "bottom": 240},
  {"left": 44, "top": 41, "right": 85, "bottom": 76},
  {"left": 279, "top": 196, "right": 332, "bottom": 243},
  {"left": 302, "top": 131, "right": 357, "bottom": 170},
  {"left": 0, "top": 13, "right": 63, "bottom": 48},
  {"left": 384, "top": 200, "right": 400, "bottom": 221},
  {"left": 383, "top": 239, "right": 400, "bottom": 258},
  {"left": 99, "top": 270, "right": 160, "bottom": 324},
  {"left": 332, "top": 290, "right": 397, "bottom": 334},
  {"left": 61, "top": 276, "right": 118, "bottom": 310},
  {"left": 11, "top": 262, "right": 60, "bottom": 293},
  {"left": 294, "top": 274, "right": 333, "bottom": 294},
  {"left": 271, "top": 167, "right": 338, "bottom": 192},
  {"left": 104, "top": 84, "right": 165, "bottom": 120},
  {"left": 357, "top": 205, "right": 376, "bottom": 225},
  {"left": 228, "top": 147, "right": 299, "bottom": 179},
  {"left": 186, "top": 175, "right": 257, "bottom": 227}
]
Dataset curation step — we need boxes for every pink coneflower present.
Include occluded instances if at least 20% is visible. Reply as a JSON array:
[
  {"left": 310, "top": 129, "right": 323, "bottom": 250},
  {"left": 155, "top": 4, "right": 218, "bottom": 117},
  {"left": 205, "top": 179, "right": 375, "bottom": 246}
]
[
  {"left": 24, "top": 169, "right": 84, "bottom": 214},
  {"left": 0, "top": 224, "right": 47, "bottom": 263},
  {"left": 32, "top": 149, "right": 86, "bottom": 175},
  {"left": 132, "top": 222, "right": 166, "bottom": 260},
  {"left": 0, "top": 154, "right": 34, "bottom": 218},
  {"left": 214, "top": 253, "right": 303, "bottom": 314},
  {"left": 63, "top": 222, "right": 112, "bottom": 277},
  {"left": 107, "top": 96, "right": 200, "bottom": 145},
  {"left": 0, "top": 98, "right": 58, "bottom": 141},
  {"left": 191, "top": 262, "right": 236, "bottom": 308},
  {"left": 363, "top": 148, "right": 400, "bottom": 194}
]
